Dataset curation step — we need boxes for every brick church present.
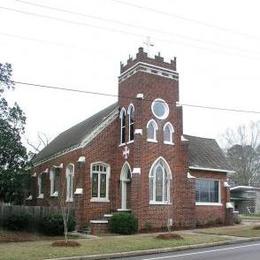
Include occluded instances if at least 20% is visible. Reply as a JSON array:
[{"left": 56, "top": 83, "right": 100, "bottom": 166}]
[{"left": 30, "top": 47, "right": 234, "bottom": 232}]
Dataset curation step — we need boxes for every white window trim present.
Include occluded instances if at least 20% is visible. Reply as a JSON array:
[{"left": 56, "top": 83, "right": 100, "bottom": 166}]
[
  {"left": 149, "top": 157, "right": 172, "bottom": 204},
  {"left": 90, "top": 162, "right": 110, "bottom": 202},
  {"left": 147, "top": 139, "right": 158, "bottom": 143},
  {"left": 195, "top": 178, "right": 221, "bottom": 205},
  {"left": 163, "top": 141, "right": 174, "bottom": 145},
  {"left": 163, "top": 122, "right": 174, "bottom": 145},
  {"left": 146, "top": 119, "right": 158, "bottom": 142},
  {"left": 37, "top": 193, "right": 44, "bottom": 199},
  {"left": 127, "top": 104, "right": 135, "bottom": 143},
  {"left": 90, "top": 198, "right": 110, "bottom": 203},
  {"left": 49, "top": 167, "right": 59, "bottom": 197},
  {"left": 66, "top": 163, "right": 75, "bottom": 202},
  {"left": 119, "top": 107, "right": 126, "bottom": 145},
  {"left": 151, "top": 98, "right": 169, "bottom": 120},
  {"left": 37, "top": 173, "right": 44, "bottom": 199},
  {"left": 149, "top": 201, "right": 172, "bottom": 205},
  {"left": 195, "top": 202, "right": 223, "bottom": 206}
]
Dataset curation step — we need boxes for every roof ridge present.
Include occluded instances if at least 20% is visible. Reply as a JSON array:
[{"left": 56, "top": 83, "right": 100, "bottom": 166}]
[{"left": 183, "top": 134, "right": 216, "bottom": 141}]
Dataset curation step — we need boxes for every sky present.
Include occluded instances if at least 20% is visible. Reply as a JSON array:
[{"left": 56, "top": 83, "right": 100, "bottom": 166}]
[{"left": 1, "top": 0, "right": 260, "bottom": 151}]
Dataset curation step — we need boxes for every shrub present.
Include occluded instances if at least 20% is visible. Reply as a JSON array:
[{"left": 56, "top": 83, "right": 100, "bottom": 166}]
[
  {"left": 234, "top": 215, "right": 242, "bottom": 225},
  {"left": 3, "top": 213, "right": 32, "bottom": 231},
  {"left": 39, "top": 214, "right": 75, "bottom": 236},
  {"left": 110, "top": 213, "right": 138, "bottom": 235}
]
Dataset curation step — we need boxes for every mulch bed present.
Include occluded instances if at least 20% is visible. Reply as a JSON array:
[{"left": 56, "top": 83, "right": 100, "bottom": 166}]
[
  {"left": 0, "top": 231, "right": 34, "bottom": 243},
  {"left": 253, "top": 225, "right": 260, "bottom": 230},
  {"left": 156, "top": 233, "right": 183, "bottom": 240},
  {"left": 52, "top": 240, "right": 81, "bottom": 247}
]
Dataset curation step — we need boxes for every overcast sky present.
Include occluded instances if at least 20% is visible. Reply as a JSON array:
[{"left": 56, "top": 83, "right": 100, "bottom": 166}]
[{"left": 1, "top": 0, "right": 260, "bottom": 151}]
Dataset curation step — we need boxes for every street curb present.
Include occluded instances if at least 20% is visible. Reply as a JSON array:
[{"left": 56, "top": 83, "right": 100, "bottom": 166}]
[{"left": 45, "top": 237, "right": 260, "bottom": 260}]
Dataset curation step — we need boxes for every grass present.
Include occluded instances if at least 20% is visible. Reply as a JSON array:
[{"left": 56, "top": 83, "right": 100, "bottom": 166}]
[
  {"left": 0, "top": 233, "right": 227, "bottom": 260},
  {"left": 198, "top": 224, "right": 260, "bottom": 238},
  {"left": 240, "top": 214, "right": 260, "bottom": 220}
]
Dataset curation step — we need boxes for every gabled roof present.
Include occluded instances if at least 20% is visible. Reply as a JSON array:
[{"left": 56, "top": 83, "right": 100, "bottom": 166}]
[
  {"left": 33, "top": 103, "right": 118, "bottom": 165},
  {"left": 183, "top": 134, "right": 233, "bottom": 173},
  {"left": 33, "top": 104, "right": 232, "bottom": 174}
]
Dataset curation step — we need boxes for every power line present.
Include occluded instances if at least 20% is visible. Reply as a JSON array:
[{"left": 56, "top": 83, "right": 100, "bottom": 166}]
[
  {"left": 110, "top": 0, "right": 260, "bottom": 41},
  {"left": 14, "top": 80, "right": 260, "bottom": 114},
  {"left": 14, "top": 0, "right": 260, "bottom": 56},
  {"left": 0, "top": 31, "right": 90, "bottom": 51},
  {"left": 2, "top": 5, "right": 260, "bottom": 61}
]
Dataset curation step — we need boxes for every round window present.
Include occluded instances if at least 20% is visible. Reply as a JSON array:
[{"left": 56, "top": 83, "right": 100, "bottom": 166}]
[{"left": 151, "top": 98, "right": 169, "bottom": 119}]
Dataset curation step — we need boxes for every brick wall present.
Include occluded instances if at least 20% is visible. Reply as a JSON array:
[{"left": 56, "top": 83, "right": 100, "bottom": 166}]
[
  {"left": 30, "top": 48, "right": 229, "bottom": 231},
  {"left": 191, "top": 170, "right": 229, "bottom": 226}
]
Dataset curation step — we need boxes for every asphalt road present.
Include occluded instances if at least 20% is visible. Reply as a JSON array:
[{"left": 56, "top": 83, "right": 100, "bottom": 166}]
[{"left": 124, "top": 241, "right": 260, "bottom": 260}]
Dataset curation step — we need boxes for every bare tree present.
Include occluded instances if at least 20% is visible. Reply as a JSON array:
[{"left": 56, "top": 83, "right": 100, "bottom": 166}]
[
  {"left": 222, "top": 121, "right": 260, "bottom": 186},
  {"left": 48, "top": 163, "right": 80, "bottom": 243},
  {"left": 27, "top": 132, "right": 49, "bottom": 153}
]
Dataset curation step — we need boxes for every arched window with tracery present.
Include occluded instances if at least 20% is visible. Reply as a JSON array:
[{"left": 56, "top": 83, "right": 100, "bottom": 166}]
[{"left": 149, "top": 157, "right": 172, "bottom": 204}]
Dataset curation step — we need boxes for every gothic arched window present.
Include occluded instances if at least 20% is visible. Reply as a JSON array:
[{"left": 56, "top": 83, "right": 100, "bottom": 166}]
[
  {"left": 119, "top": 108, "right": 126, "bottom": 144},
  {"left": 149, "top": 157, "right": 172, "bottom": 204},
  {"left": 127, "top": 104, "right": 135, "bottom": 142},
  {"left": 163, "top": 122, "right": 174, "bottom": 144},
  {"left": 147, "top": 119, "right": 158, "bottom": 142}
]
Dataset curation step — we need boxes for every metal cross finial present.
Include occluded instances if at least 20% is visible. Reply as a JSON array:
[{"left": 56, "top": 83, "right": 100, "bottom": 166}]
[{"left": 143, "top": 36, "right": 154, "bottom": 54}]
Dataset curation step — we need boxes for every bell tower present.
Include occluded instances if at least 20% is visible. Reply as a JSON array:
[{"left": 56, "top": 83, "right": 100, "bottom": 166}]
[{"left": 116, "top": 47, "right": 195, "bottom": 230}]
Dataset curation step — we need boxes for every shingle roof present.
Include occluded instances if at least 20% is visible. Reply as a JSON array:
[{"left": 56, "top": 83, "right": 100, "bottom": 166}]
[
  {"left": 33, "top": 104, "right": 231, "bottom": 173},
  {"left": 183, "top": 134, "right": 232, "bottom": 172},
  {"left": 33, "top": 103, "right": 118, "bottom": 164}
]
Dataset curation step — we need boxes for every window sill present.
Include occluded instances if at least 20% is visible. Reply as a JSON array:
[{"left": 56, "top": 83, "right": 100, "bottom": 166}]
[
  {"left": 37, "top": 194, "right": 44, "bottom": 199},
  {"left": 196, "top": 202, "right": 223, "bottom": 206},
  {"left": 90, "top": 198, "right": 110, "bottom": 203},
  {"left": 117, "top": 208, "right": 131, "bottom": 212},
  {"left": 147, "top": 139, "right": 158, "bottom": 143},
  {"left": 127, "top": 140, "right": 134, "bottom": 144},
  {"left": 119, "top": 143, "right": 126, "bottom": 147},
  {"left": 163, "top": 141, "right": 174, "bottom": 145},
  {"left": 149, "top": 201, "right": 172, "bottom": 205},
  {"left": 50, "top": 192, "right": 58, "bottom": 197}
]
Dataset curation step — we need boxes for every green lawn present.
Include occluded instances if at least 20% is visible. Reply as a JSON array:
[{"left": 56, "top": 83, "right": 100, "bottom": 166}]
[
  {"left": 240, "top": 214, "right": 260, "bottom": 220},
  {"left": 198, "top": 225, "right": 260, "bottom": 238},
  {"left": 0, "top": 233, "right": 227, "bottom": 260}
]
